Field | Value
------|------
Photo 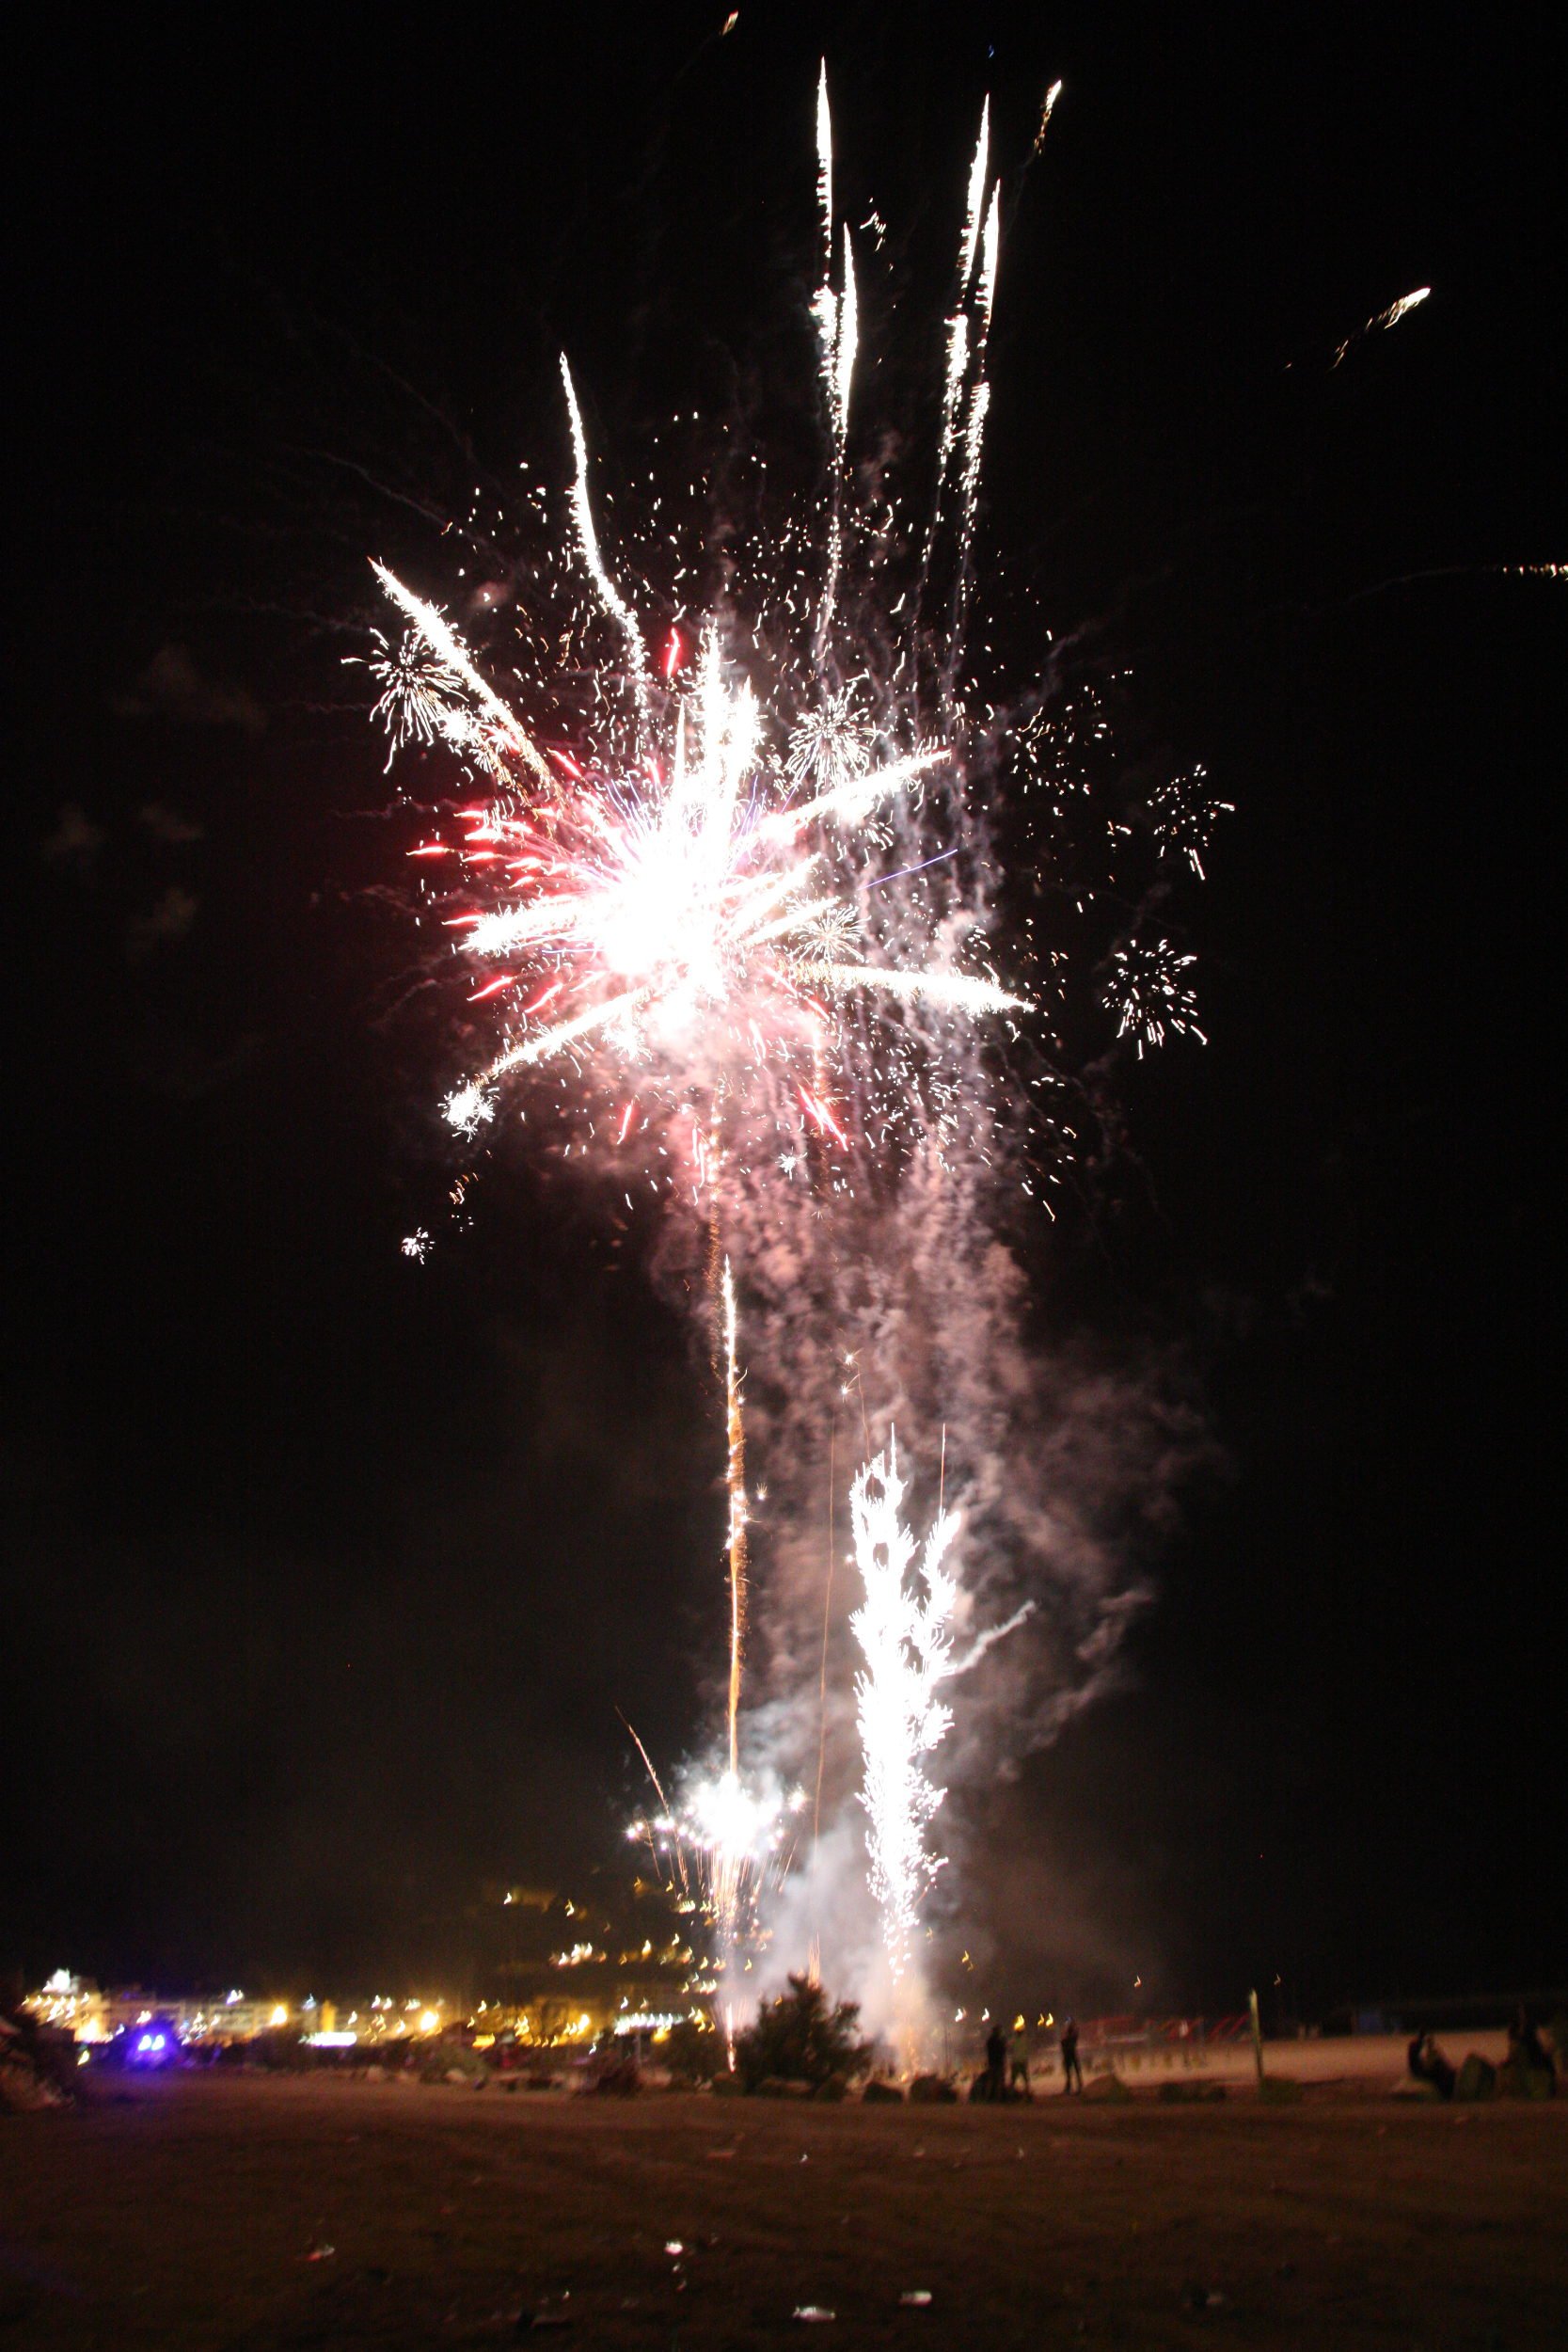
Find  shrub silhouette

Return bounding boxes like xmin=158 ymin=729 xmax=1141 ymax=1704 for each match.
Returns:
xmin=734 ymin=1974 xmax=871 ymax=2092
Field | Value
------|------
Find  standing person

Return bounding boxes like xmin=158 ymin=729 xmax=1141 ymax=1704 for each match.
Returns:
xmin=1508 ymin=2007 xmax=1557 ymax=2092
xmin=1060 ymin=2015 xmax=1083 ymax=2094
xmin=1009 ymin=2018 xmax=1031 ymax=2097
xmin=985 ymin=2020 xmax=1007 ymax=2100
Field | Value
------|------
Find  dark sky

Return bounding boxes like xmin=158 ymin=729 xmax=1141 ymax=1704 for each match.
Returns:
xmin=6 ymin=5 xmax=1562 ymax=2019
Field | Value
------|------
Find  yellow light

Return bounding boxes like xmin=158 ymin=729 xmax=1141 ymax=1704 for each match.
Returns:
xmin=270 ymin=2005 xmax=289 ymax=2027
xmin=420 ymin=2010 xmax=439 ymax=2034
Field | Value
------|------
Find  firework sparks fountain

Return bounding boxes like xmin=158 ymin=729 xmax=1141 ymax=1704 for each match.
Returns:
xmin=848 ymin=1435 xmax=1031 ymax=2057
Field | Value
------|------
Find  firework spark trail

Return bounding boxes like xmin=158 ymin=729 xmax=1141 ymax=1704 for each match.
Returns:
xmin=1032 ymin=78 xmax=1064 ymax=153
xmin=369 ymin=561 xmax=556 ymax=789
xmin=926 ymin=102 xmax=994 ymax=586
xmin=1331 ymin=283 xmax=1431 ymax=366
xmin=722 ymin=1259 xmax=749 ymax=1778
xmin=561 ymin=356 xmax=652 ymax=715
xmin=814 ymin=70 xmax=859 ymax=660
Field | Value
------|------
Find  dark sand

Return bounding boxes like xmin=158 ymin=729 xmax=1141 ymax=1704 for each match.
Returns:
xmin=2 ymin=2074 xmax=1563 ymax=2347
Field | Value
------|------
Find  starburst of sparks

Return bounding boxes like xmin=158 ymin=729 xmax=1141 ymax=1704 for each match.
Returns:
xmin=629 ymin=1767 xmax=805 ymax=2055
xmin=373 ymin=581 xmax=1022 ymax=1152
xmin=362 ymin=71 xmax=1034 ymax=1184
xmin=1102 ymin=938 xmax=1207 ymax=1055
xmin=1148 ymin=764 xmax=1235 ymax=880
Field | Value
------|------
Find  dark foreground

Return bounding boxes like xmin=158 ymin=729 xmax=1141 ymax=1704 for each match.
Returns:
xmin=2 ymin=2076 xmax=1563 ymax=2348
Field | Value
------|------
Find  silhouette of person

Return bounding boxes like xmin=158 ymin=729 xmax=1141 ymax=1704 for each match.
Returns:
xmin=1060 ymin=2016 xmax=1083 ymax=2093
xmin=1509 ymin=2007 xmax=1556 ymax=2092
xmin=985 ymin=2021 xmax=1006 ymax=2099
xmin=1407 ymin=2029 xmax=1455 ymax=2100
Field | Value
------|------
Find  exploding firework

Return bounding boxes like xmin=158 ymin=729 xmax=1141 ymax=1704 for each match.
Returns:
xmin=1148 ymin=765 xmax=1235 ymax=882
xmin=372 ymin=578 xmax=1021 ymax=1169
xmin=363 ymin=74 xmax=1039 ymax=1207
xmin=1102 ymin=937 xmax=1207 ymax=1057
xmin=629 ymin=1765 xmax=806 ymax=2057
xmin=361 ymin=65 xmax=1223 ymax=2042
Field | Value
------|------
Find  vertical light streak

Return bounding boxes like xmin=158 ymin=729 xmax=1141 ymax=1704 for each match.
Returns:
xmin=958 ymin=98 xmax=991 ymax=293
xmin=560 ymin=355 xmax=651 ymax=711
xmin=1033 ymin=78 xmax=1063 ymax=153
xmin=722 ymin=1257 xmax=748 ymax=1778
xmin=927 ymin=100 xmax=996 ymax=588
xmin=816 ymin=60 xmax=834 ymax=285
xmin=813 ymin=1410 xmax=837 ymax=1852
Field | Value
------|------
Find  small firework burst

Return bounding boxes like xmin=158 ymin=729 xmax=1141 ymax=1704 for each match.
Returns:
xmin=1102 ymin=937 xmax=1207 ymax=1056
xmin=1148 ymin=764 xmax=1233 ymax=880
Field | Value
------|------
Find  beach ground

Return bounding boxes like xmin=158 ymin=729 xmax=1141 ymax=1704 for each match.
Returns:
xmin=2 ymin=2070 xmax=1563 ymax=2348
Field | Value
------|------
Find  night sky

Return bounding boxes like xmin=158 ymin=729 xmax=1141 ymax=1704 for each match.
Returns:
xmin=6 ymin=5 xmax=1562 ymax=2020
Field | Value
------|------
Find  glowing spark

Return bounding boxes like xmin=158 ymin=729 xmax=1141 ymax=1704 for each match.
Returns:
xmin=816 ymin=61 xmax=833 ymax=286
xmin=797 ymin=1084 xmax=848 ymax=1148
xmin=1148 ymin=765 xmax=1233 ymax=880
xmin=817 ymin=961 xmax=1027 ymax=1017
xmin=443 ymin=1082 xmax=495 ymax=1136
xmin=1033 ymin=79 xmax=1064 ymax=152
xmin=1373 ymin=285 xmax=1431 ymax=332
xmin=560 ymin=356 xmax=651 ymax=706
xmin=958 ymin=98 xmax=991 ymax=293
xmin=398 ymin=627 xmax=998 ymax=1133
xmin=1332 ymin=284 xmax=1431 ymax=366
